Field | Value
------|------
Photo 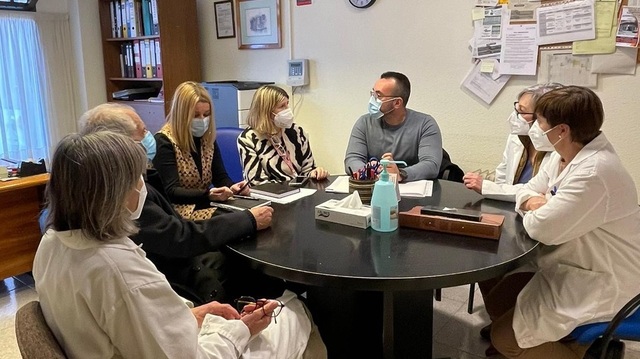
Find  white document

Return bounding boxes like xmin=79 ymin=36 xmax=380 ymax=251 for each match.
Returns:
xmin=538 ymin=49 xmax=598 ymax=87
xmin=509 ymin=0 xmax=541 ymax=22
xmin=536 ymin=0 xmax=596 ymax=45
xmin=251 ymin=188 xmax=317 ymax=204
xmin=461 ymin=60 xmax=511 ymax=105
xmin=500 ymin=24 xmax=539 ymax=75
xmin=399 ymin=180 xmax=433 ymax=198
xmin=475 ymin=0 xmax=499 ymax=6
xmin=475 ymin=6 xmax=506 ymax=40
xmin=325 ymin=176 xmax=350 ymax=194
xmin=591 ymin=47 xmax=638 ymax=74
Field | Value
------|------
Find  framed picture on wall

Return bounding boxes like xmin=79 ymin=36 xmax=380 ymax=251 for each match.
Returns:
xmin=214 ymin=0 xmax=236 ymax=39
xmin=235 ymin=0 xmax=282 ymax=49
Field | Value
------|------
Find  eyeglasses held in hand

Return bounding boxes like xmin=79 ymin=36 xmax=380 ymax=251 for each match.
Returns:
xmin=234 ymin=296 xmax=285 ymax=324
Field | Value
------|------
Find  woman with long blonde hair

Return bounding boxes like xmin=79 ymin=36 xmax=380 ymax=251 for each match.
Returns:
xmin=153 ymin=81 xmax=249 ymax=220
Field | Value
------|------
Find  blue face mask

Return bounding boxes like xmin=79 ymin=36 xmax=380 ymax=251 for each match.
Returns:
xmin=191 ymin=116 xmax=210 ymax=137
xmin=368 ymin=95 xmax=383 ymax=120
xmin=141 ymin=131 xmax=156 ymax=161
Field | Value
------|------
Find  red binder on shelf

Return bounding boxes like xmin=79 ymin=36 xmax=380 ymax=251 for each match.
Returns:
xmin=133 ymin=40 xmax=142 ymax=78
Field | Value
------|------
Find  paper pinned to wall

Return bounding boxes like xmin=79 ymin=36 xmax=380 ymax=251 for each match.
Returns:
xmin=536 ymin=0 xmax=596 ymax=45
xmin=537 ymin=49 xmax=598 ymax=87
xmin=591 ymin=47 xmax=638 ymax=74
xmin=508 ymin=0 xmax=541 ymax=22
xmin=461 ymin=60 xmax=511 ymax=105
xmin=500 ymin=24 xmax=539 ymax=75
xmin=572 ymin=0 xmax=619 ymax=55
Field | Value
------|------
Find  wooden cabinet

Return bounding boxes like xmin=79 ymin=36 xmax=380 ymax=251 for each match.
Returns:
xmin=0 ymin=174 xmax=48 ymax=279
xmin=97 ymin=0 xmax=201 ymax=117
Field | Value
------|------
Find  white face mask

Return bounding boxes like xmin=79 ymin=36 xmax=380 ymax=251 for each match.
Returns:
xmin=128 ymin=178 xmax=147 ymax=220
xmin=508 ymin=110 xmax=533 ymax=135
xmin=528 ymin=121 xmax=562 ymax=152
xmin=273 ymin=108 xmax=294 ymax=128
xmin=191 ymin=116 xmax=210 ymax=137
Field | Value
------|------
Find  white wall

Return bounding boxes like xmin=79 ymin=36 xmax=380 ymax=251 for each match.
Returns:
xmin=197 ymin=0 xmax=640 ymax=195
xmin=37 ymin=0 xmax=68 ymax=13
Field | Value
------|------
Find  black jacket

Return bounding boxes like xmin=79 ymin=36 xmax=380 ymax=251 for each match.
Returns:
xmin=132 ymin=183 xmax=256 ymax=258
xmin=129 ymin=170 xmax=257 ymax=304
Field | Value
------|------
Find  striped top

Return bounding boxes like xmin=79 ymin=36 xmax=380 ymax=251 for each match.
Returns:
xmin=238 ymin=124 xmax=318 ymax=185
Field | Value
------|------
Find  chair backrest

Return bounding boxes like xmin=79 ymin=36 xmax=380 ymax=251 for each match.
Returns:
xmin=15 ymin=301 xmax=67 ymax=359
xmin=216 ymin=127 xmax=244 ymax=183
xmin=438 ymin=149 xmax=464 ymax=183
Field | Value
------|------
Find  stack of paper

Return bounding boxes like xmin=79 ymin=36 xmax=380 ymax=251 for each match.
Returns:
xmin=399 ymin=180 xmax=433 ymax=198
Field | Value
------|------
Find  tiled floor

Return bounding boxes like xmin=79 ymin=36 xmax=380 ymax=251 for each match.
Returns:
xmin=1 ymin=275 xmax=639 ymax=358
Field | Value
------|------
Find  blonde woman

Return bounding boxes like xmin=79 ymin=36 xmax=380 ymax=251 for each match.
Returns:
xmin=238 ymin=85 xmax=328 ymax=185
xmin=153 ymin=81 xmax=249 ymax=220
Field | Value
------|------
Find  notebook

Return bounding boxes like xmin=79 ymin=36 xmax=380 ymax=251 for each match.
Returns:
xmin=210 ymin=197 xmax=271 ymax=211
xmin=250 ymin=182 xmax=301 ymax=199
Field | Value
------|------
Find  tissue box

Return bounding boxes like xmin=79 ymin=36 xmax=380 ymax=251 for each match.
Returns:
xmin=315 ymin=199 xmax=372 ymax=229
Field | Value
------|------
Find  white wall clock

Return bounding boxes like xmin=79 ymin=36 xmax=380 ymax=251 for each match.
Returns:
xmin=349 ymin=0 xmax=376 ymax=9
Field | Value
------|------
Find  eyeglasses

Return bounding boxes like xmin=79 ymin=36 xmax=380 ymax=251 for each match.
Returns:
xmin=370 ymin=89 xmax=400 ymax=101
xmin=234 ymin=296 xmax=285 ymax=323
xmin=513 ymin=101 xmax=536 ymax=118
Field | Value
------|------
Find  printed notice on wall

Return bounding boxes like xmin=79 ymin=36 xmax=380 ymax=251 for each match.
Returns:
xmin=500 ymin=24 xmax=538 ymax=75
xmin=536 ymin=0 xmax=596 ymax=45
xmin=461 ymin=60 xmax=511 ymax=105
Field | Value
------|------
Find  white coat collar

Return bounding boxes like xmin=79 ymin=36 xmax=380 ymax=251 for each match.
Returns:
xmin=552 ymin=132 xmax=608 ymax=186
xmin=45 ymin=229 xmax=140 ymax=251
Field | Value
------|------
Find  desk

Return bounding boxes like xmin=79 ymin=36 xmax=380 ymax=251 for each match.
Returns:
xmin=226 ymin=179 xmax=538 ymax=358
xmin=0 ymin=174 xmax=48 ymax=279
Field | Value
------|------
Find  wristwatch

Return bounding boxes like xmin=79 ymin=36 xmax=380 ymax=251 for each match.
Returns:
xmin=399 ymin=169 xmax=408 ymax=182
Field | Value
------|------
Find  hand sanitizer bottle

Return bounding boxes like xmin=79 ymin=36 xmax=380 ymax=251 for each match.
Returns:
xmin=371 ymin=159 xmax=407 ymax=232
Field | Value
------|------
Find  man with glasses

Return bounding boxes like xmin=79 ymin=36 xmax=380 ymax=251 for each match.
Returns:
xmin=344 ymin=71 xmax=443 ymax=182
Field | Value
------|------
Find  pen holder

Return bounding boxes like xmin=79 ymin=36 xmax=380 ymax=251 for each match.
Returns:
xmin=348 ymin=178 xmax=377 ymax=205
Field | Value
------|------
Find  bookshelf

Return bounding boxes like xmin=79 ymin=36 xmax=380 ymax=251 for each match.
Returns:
xmin=97 ymin=0 xmax=202 ymax=118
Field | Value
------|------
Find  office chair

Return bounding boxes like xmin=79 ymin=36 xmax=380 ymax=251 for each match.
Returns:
xmin=216 ymin=127 xmax=245 ymax=183
xmin=438 ymin=149 xmax=464 ymax=183
xmin=571 ymin=292 xmax=640 ymax=359
xmin=15 ymin=301 xmax=67 ymax=359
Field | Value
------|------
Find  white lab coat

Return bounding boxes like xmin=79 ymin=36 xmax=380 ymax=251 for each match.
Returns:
xmin=33 ymin=229 xmax=311 ymax=359
xmin=513 ymin=133 xmax=640 ymax=348
xmin=482 ymin=134 xmax=553 ymax=202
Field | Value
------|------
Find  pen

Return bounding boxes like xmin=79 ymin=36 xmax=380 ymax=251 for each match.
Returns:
xmin=234 ymin=181 xmax=251 ymax=194
xmin=232 ymin=195 xmax=259 ymax=201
